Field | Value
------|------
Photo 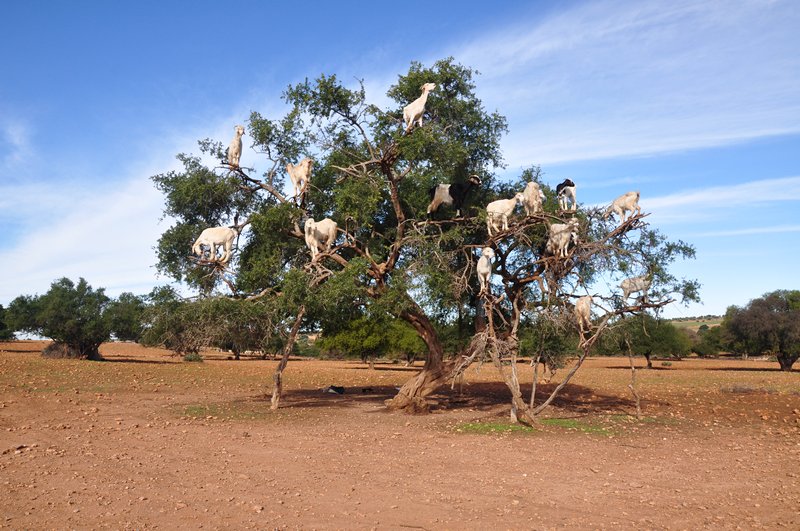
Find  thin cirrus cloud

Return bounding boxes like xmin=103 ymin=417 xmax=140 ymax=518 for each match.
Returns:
xmin=688 ymin=225 xmax=800 ymax=238
xmin=452 ymin=0 xmax=800 ymax=166
xmin=641 ymin=176 xmax=800 ymax=223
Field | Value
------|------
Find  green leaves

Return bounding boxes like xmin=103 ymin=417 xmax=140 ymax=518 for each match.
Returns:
xmin=7 ymin=278 xmax=111 ymax=359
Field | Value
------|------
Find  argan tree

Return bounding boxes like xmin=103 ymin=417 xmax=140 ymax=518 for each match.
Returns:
xmin=151 ymin=58 xmax=699 ymax=415
xmin=724 ymin=290 xmax=800 ymax=371
xmin=7 ymin=277 xmax=111 ymax=360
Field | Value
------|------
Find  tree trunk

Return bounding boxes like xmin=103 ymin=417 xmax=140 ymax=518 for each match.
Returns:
xmin=777 ymin=353 xmax=797 ymax=372
xmin=488 ymin=344 xmax=534 ymax=425
xmin=270 ymin=307 xmax=305 ymax=410
xmin=386 ymin=306 xmax=449 ymax=412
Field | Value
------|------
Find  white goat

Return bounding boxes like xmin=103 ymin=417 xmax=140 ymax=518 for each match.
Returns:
xmin=486 ymin=193 xmax=524 ymax=236
xmin=545 ymin=218 xmax=580 ymax=258
xmin=286 ymin=158 xmax=313 ymax=199
xmin=304 ymin=218 xmax=338 ymax=260
xmin=192 ymin=226 xmax=238 ymax=264
xmin=522 ymin=182 xmax=546 ymax=216
xmin=604 ymin=191 xmax=641 ymax=223
xmin=556 ymin=178 xmax=577 ymax=211
xmin=227 ymin=125 xmax=245 ymax=168
xmin=476 ymin=247 xmax=495 ymax=295
xmin=620 ymin=274 xmax=651 ymax=302
xmin=575 ymin=295 xmax=593 ymax=332
xmin=403 ymin=82 xmax=436 ymax=133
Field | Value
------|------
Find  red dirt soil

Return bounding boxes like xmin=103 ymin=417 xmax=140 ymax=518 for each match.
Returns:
xmin=1 ymin=341 xmax=798 ymax=529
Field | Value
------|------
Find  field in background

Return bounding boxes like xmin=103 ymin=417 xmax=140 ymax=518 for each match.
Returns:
xmin=1 ymin=340 xmax=798 ymax=529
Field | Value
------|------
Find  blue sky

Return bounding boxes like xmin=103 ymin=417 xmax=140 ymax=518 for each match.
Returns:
xmin=1 ymin=0 xmax=798 ymax=318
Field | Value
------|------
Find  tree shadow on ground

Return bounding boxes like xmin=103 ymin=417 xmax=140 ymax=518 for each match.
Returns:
xmin=271 ymin=381 xmax=664 ymax=417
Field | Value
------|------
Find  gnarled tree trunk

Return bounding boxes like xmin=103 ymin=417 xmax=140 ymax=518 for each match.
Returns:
xmin=386 ymin=305 xmax=452 ymax=412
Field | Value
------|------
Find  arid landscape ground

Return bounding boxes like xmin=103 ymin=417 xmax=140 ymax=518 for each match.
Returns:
xmin=1 ymin=340 xmax=798 ymax=529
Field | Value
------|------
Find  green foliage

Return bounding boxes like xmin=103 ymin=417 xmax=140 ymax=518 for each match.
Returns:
xmin=317 ymin=312 xmax=425 ymax=362
xmin=518 ymin=316 xmax=577 ymax=370
xmin=597 ymin=314 xmax=691 ymax=359
xmin=140 ymin=287 xmax=282 ymax=359
xmin=6 ymin=278 xmax=111 ymax=360
xmin=724 ymin=290 xmax=800 ymax=371
xmin=692 ymin=324 xmax=724 ymax=357
xmin=106 ymin=292 xmax=146 ymax=342
xmin=0 ymin=304 xmax=14 ymax=340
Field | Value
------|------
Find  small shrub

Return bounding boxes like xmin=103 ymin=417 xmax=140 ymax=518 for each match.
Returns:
xmin=661 ymin=361 xmax=673 ymax=367
xmin=183 ymin=352 xmax=204 ymax=362
xmin=42 ymin=342 xmax=93 ymax=359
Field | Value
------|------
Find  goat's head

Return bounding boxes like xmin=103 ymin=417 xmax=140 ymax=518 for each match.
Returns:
xmin=234 ymin=125 xmax=244 ymax=137
xmin=420 ymin=82 xmax=436 ymax=93
xmin=481 ymin=247 xmax=495 ymax=259
xmin=467 ymin=174 xmax=482 ymax=186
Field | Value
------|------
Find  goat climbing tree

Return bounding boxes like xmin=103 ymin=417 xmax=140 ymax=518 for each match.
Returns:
xmin=151 ymin=58 xmax=699 ymax=416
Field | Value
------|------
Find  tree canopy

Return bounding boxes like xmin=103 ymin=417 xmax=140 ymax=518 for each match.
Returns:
xmin=724 ymin=290 xmax=800 ymax=371
xmin=6 ymin=277 xmax=111 ymax=360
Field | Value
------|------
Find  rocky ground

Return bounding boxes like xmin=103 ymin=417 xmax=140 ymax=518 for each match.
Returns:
xmin=1 ymin=341 xmax=798 ymax=529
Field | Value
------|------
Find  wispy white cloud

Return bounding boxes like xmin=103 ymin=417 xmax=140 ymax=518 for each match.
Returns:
xmin=1 ymin=120 xmax=32 ymax=170
xmin=451 ymin=0 xmax=800 ymax=166
xmin=645 ymin=176 xmax=800 ymax=208
xmin=688 ymin=224 xmax=800 ymax=238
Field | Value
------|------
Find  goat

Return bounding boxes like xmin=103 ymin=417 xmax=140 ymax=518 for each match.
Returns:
xmin=620 ymin=275 xmax=651 ymax=302
xmin=476 ymin=247 xmax=495 ymax=295
xmin=486 ymin=193 xmax=524 ymax=236
xmin=227 ymin=125 xmax=245 ymax=168
xmin=545 ymin=218 xmax=579 ymax=258
xmin=304 ymin=217 xmax=338 ymax=260
xmin=192 ymin=226 xmax=238 ymax=264
xmin=522 ymin=181 xmax=546 ymax=216
xmin=403 ymin=82 xmax=436 ymax=133
xmin=286 ymin=158 xmax=313 ymax=200
xmin=604 ymin=191 xmax=641 ymax=223
xmin=556 ymin=178 xmax=577 ymax=211
xmin=427 ymin=175 xmax=482 ymax=219
xmin=575 ymin=295 xmax=593 ymax=332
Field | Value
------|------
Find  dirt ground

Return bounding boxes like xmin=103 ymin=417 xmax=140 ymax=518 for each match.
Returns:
xmin=1 ymin=341 xmax=798 ymax=530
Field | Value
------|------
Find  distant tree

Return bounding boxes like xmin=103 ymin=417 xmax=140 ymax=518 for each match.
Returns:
xmin=0 ymin=304 xmax=14 ymax=340
xmin=106 ymin=292 xmax=147 ymax=342
xmin=318 ymin=313 xmax=425 ymax=365
xmin=598 ymin=314 xmax=691 ymax=368
xmin=692 ymin=324 xmax=724 ymax=357
xmin=724 ymin=290 xmax=800 ymax=371
xmin=6 ymin=278 xmax=111 ymax=360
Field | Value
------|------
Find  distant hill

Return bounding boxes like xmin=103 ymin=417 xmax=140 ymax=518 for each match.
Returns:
xmin=669 ymin=316 xmax=722 ymax=332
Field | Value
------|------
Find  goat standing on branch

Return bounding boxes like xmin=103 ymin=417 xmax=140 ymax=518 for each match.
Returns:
xmin=227 ymin=125 xmax=245 ymax=168
xmin=286 ymin=158 xmax=313 ymax=202
xmin=304 ymin=217 xmax=338 ymax=261
xmin=545 ymin=218 xmax=580 ymax=259
xmin=575 ymin=295 xmax=593 ymax=332
xmin=620 ymin=274 xmax=651 ymax=303
xmin=522 ymin=181 xmax=546 ymax=216
xmin=604 ymin=191 xmax=641 ymax=223
xmin=486 ymin=193 xmax=524 ymax=236
xmin=556 ymin=178 xmax=577 ymax=211
xmin=476 ymin=247 xmax=495 ymax=296
xmin=192 ymin=226 xmax=238 ymax=264
xmin=427 ymin=175 xmax=482 ymax=219
xmin=403 ymin=82 xmax=436 ymax=133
